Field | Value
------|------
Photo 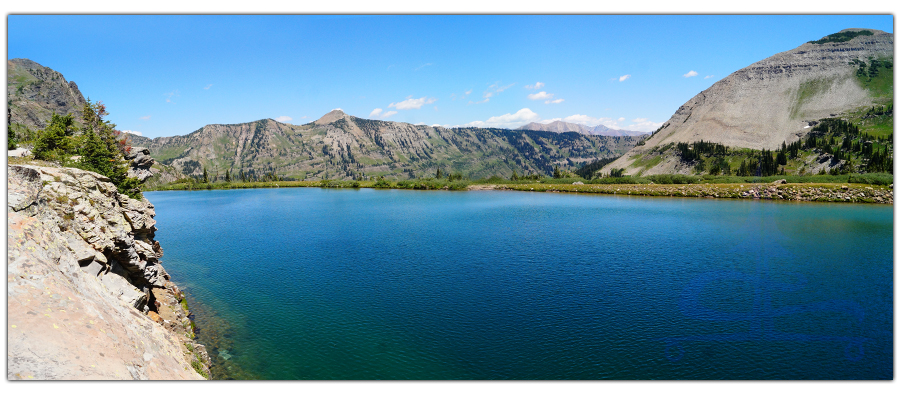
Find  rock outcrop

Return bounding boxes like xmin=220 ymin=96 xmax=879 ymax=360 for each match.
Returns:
xmin=603 ymin=29 xmax=893 ymax=175
xmin=7 ymin=163 xmax=210 ymax=380
xmin=125 ymin=146 xmax=156 ymax=183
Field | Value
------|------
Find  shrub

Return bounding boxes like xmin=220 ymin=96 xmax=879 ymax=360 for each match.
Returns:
xmin=848 ymin=173 xmax=893 ymax=186
xmin=647 ymin=174 xmax=700 ymax=184
xmin=587 ymin=176 xmax=650 ymax=184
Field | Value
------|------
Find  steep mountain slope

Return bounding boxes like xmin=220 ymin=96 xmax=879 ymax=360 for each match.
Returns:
xmin=603 ymin=28 xmax=893 ymax=176
xmin=7 ymin=58 xmax=88 ymax=129
xmin=136 ymin=110 xmax=643 ymax=181
xmin=518 ymin=121 xmax=647 ymax=137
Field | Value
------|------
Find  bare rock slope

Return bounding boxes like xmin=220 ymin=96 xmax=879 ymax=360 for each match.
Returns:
xmin=7 ymin=58 xmax=88 ymax=129
xmin=604 ymin=29 xmax=893 ymax=175
xmin=8 ymin=164 xmax=209 ymax=380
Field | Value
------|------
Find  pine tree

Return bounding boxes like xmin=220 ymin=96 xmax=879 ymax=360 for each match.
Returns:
xmin=33 ymin=113 xmax=76 ymax=161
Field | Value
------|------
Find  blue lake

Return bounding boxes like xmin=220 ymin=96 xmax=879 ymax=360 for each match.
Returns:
xmin=145 ymin=188 xmax=893 ymax=379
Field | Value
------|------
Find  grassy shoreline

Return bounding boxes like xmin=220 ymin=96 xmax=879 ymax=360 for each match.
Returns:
xmin=147 ymin=178 xmax=893 ymax=204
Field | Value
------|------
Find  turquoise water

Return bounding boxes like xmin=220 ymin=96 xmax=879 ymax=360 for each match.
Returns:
xmin=146 ymin=188 xmax=893 ymax=379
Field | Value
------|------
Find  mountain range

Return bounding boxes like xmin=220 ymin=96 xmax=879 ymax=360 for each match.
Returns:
xmin=518 ymin=121 xmax=647 ymax=137
xmin=8 ymin=28 xmax=892 ymax=180
xmin=126 ymin=110 xmax=642 ymax=181
xmin=7 ymin=59 xmax=642 ymax=181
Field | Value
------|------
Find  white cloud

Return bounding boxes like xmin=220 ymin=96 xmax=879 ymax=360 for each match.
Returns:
xmin=204 ymin=84 xmax=213 ymax=90
xmin=524 ymin=82 xmax=545 ymax=90
xmin=461 ymin=108 xmax=541 ymax=129
xmin=274 ymin=116 xmax=292 ymax=123
xmin=527 ymin=91 xmax=554 ymax=100
xmin=539 ymin=118 xmax=562 ymax=124
xmin=479 ymin=82 xmax=515 ymax=103
xmin=139 ymin=115 xmax=151 ymax=120
xmin=628 ymin=118 xmax=665 ymax=132
xmin=465 ymin=89 xmax=472 ymax=95
xmin=333 ymin=108 xmax=343 ymax=111
xmin=544 ymin=99 xmax=564 ymax=104
xmin=121 ymin=130 xmax=142 ymax=136
xmin=683 ymin=70 xmax=698 ymax=78
xmin=618 ymin=117 xmax=625 ymax=122
xmin=619 ymin=74 xmax=631 ymax=82
xmin=704 ymin=75 xmax=715 ymax=79
xmin=415 ymin=63 xmax=433 ymax=71
xmin=164 ymin=90 xmax=179 ymax=104
xmin=389 ymin=97 xmax=437 ymax=110
xmin=369 ymin=108 xmax=397 ymax=119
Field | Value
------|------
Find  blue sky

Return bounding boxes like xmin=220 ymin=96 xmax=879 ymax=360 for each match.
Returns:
xmin=7 ymin=14 xmax=894 ymax=138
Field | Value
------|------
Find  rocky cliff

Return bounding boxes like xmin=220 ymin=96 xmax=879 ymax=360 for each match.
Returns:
xmin=7 ymin=58 xmax=88 ymax=130
xmin=7 ymin=163 xmax=210 ymax=380
xmin=603 ymin=28 xmax=893 ymax=175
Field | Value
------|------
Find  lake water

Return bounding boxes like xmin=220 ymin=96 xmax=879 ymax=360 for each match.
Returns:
xmin=145 ymin=188 xmax=893 ymax=379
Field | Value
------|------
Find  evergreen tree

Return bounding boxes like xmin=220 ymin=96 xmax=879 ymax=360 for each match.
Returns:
xmin=78 ymin=101 xmax=142 ymax=198
xmin=7 ymin=124 xmax=18 ymax=150
xmin=33 ymin=113 xmax=77 ymax=161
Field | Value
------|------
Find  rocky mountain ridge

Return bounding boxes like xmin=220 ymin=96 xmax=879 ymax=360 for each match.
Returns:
xmin=130 ymin=109 xmax=643 ymax=181
xmin=518 ymin=121 xmax=647 ymax=137
xmin=7 ymin=58 xmax=88 ymax=129
xmin=602 ymin=28 xmax=893 ymax=176
xmin=7 ymin=162 xmax=210 ymax=379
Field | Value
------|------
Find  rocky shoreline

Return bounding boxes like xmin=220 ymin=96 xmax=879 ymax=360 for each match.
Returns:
xmin=148 ymin=179 xmax=894 ymax=204
xmin=7 ymin=163 xmax=211 ymax=379
xmin=485 ymin=181 xmax=894 ymax=204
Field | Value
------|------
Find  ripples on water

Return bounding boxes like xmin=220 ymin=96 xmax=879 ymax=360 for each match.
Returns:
xmin=146 ymin=188 xmax=893 ymax=380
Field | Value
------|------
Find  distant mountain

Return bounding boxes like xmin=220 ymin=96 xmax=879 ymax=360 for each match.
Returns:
xmin=7 ymin=59 xmax=643 ymax=180
xmin=518 ymin=121 xmax=647 ymax=137
xmin=135 ymin=110 xmax=644 ymax=181
xmin=7 ymin=58 xmax=87 ymax=129
xmin=603 ymin=28 xmax=894 ymax=176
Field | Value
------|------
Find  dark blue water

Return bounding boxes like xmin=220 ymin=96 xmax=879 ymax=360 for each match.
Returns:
xmin=145 ymin=188 xmax=893 ymax=379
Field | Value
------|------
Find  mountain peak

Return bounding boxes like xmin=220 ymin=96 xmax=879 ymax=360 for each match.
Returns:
xmin=314 ymin=109 xmax=350 ymax=125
